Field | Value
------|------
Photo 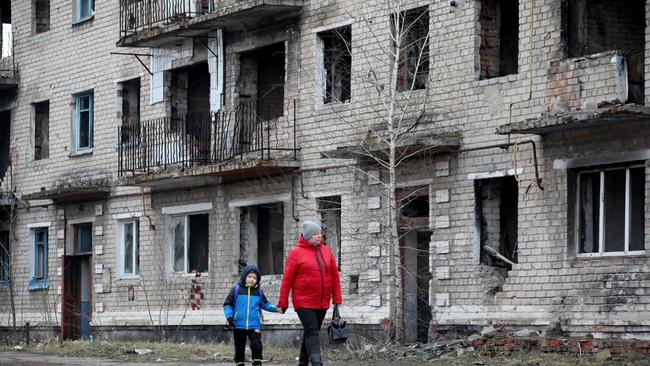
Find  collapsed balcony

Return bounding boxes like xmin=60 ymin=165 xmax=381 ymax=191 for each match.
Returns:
xmin=117 ymin=100 xmax=299 ymax=187
xmin=118 ymin=0 xmax=304 ymax=47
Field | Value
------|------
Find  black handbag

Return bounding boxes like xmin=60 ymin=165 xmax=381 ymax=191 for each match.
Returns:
xmin=327 ymin=305 xmax=348 ymax=344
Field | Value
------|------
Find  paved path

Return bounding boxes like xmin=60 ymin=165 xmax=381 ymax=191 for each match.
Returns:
xmin=0 ymin=352 xmax=423 ymax=366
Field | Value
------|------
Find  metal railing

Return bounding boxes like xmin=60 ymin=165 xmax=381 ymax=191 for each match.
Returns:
xmin=119 ymin=0 xmax=214 ymax=40
xmin=0 ymin=28 xmax=16 ymax=81
xmin=118 ymin=100 xmax=298 ymax=177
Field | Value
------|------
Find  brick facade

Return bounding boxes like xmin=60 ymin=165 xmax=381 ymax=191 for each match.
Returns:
xmin=2 ymin=0 xmax=650 ymax=342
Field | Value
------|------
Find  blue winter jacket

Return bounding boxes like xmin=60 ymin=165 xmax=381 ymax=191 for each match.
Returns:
xmin=223 ymin=265 xmax=278 ymax=330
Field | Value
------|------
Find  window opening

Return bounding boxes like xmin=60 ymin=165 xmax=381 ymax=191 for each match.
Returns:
xmin=318 ymin=26 xmax=352 ymax=104
xmin=34 ymin=101 xmax=49 ymax=160
xmin=1 ymin=231 xmax=9 ymax=282
xmin=0 ymin=111 xmax=10 ymax=180
xmin=76 ymin=0 xmax=94 ymax=22
xmin=564 ymin=0 xmax=645 ymax=103
xmin=476 ymin=176 xmax=518 ymax=268
xmin=34 ymin=0 xmax=50 ymax=33
xmin=479 ymin=0 xmax=519 ymax=79
xmin=34 ymin=228 xmax=48 ymax=279
xmin=239 ymin=42 xmax=286 ymax=121
xmin=121 ymin=221 xmax=139 ymax=276
xmin=349 ymin=275 xmax=359 ymax=295
xmin=1 ymin=1 xmax=11 ymax=58
xmin=120 ymin=78 xmax=140 ymax=145
xmin=74 ymin=223 xmax=92 ymax=255
xmin=74 ymin=93 xmax=93 ymax=152
xmin=393 ymin=6 xmax=429 ymax=91
xmin=173 ymin=213 xmax=209 ymax=273
xmin=318 ymin=196 xmax=342 ymax=270
xmin=397 ymin=185 xmax=430 ymax=230
xmin=239 ymin=203 xmax=285 ymax=275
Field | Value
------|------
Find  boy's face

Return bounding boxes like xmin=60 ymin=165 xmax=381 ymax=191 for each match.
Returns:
xmin=245 ymin=272 xmax=258 ymax=287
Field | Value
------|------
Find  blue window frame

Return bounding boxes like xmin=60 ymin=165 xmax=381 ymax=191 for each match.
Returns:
xmin=74 ymin=93 xmax=93 ymax=153
xmin=76 ymin=0 xmax=94 ymax=22
xmin=28 ymin=228 xmax=49 ymax=291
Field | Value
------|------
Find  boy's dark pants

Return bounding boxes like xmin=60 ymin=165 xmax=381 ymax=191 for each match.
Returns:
xmin=296 ymin=308 xmax=327 ymax=365
xmin=233 ymin=329 xmax=263 ymax=365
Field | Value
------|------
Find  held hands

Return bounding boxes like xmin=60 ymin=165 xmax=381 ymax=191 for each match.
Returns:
xmin=278 ymin=306 xmax=287 ymax=314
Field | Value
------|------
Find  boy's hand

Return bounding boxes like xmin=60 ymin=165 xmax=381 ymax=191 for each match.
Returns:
xmin=227 ymin=317 xmax=234 ymax=327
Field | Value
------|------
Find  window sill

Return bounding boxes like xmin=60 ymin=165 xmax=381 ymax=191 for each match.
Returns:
xmin=27 ymin=278 xmax=49 ymax=291
xmin=476 ymin=74 xmax=518 ymax=87
xmin=315 ymin=100 xmax=352 ymax=112
xmin=174 ymin=272 xmax=209 ymax=278
xmin=118 ymin=274 xmax=140 ymax=281
xmin=72 ymin=15 xmax=95 ymax=27
xmin=575 ymin=251 xmax=646 ymax=259
xmin=69 ymin=150 xmax=93 ymax=158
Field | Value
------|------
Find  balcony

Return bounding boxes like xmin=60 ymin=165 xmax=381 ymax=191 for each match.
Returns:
xmin=118 ymin=0 xmax=304 ymax=47
xmin=118 ymin=100 xmax=299 ymax=188
xmin=0 ymin=27 xmax=16 ymax=91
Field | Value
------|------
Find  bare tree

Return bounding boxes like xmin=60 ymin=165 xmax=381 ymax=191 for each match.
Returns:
xmin=307 ymin=1 xmax=460 ymax=342
xmin=0 ymin=152 xmax=25 ymax=329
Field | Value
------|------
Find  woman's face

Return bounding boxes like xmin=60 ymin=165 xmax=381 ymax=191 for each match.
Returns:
xmin=309 ymin=231 xmax=322 ymax=245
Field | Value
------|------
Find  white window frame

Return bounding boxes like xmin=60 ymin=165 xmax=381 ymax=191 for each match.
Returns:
xmin=74 ymin=92 xmax=93 ymax=154
xmin=575 ymin=164 xmax=645 ymax=257
xmin=117 ymin=220 xmax=140 ymax=278
xmin=170 ymin=213 xmax=209 ymax=275
xmin=313 ymin=19 xmax=354 ymax=109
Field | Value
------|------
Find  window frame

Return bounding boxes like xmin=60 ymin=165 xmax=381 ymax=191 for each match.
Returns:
xmin=574 ymin=163 xmax=646 ymax=257
xmin=392 ymin=6 xmax=430 ymax=91
xmin=74 ymin=92 xmax=94 ymax=154
xmin=117 ymin=220 xmax=140 ymax=278
xmin=28 ymin=227 xmax=49 ymax=291
xmin=33 ymin=100 xmax=50 ymax=160
xmin=75 ymin=0 xmax=94 ymax=23
xmin=315 ymin=25 xmax=352 ymax=106
xmin=171 ymin=213 xmax=209 ymax=274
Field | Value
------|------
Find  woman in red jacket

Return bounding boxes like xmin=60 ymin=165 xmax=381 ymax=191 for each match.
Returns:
xmin=278 ymin=220 xmax=342 ymax=366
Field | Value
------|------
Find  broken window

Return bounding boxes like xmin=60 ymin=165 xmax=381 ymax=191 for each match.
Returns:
xmin=119 ymin=220 xmax=139 ymax=277
xmin=318 ymin=26 xmax=352 ymax=104
xmin=239 ymin=43 xmax=286 ymax=121
xmin=0 ymin=231 xmax=9 ymax=282
xmin=564 ymin=0 xmax=645 ymax=103
xmin=33 ymin=228 xmax=48 ymax=279
xmin=318 ymin=196 xmax=341 ymax=270
xmin=34 ymin=101 xmax=49 ymax=160
xmin=239 ymin=203 xmax=284 ymax=275
xmin=172 ymin=213 xmax=209 ymax=273
xmin=392 ymin=6 xmax=430 ymax=91
xmin=74 ymin=223 xmax=92 ymax=254
xmin=119 ymin=79 xmax=140 ymax=145
xmin=75 ymin=0 xmax=94 ymax=22
xmin=74 ymin=92 xmax=93 ymax=153
xmin=479 ymin=0 xmax=519 ymax=79
xmin=575 ymin=164 xmax=645 ymax=254
xmin=349 ymin=275 xmax=359 ymax=295
xmin=397 ymin=186 xmax=430 ymax=230
xmin=475 ymin=176 xmax=518 ymax=268
xmin=34 ymin=0 xmax=50 ymax=33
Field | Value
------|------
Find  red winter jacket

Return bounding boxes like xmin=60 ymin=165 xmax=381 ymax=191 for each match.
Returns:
xmin=278 ymin=235 xmax=342 ymax=310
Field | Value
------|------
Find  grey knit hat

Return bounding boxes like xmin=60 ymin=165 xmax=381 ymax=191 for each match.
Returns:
xmin=302 ymin=220 xmax=321 ymax=241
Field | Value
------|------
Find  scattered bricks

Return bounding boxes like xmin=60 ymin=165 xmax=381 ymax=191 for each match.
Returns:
xmin=548 ymin=339 xmax=562 ymax=347
xmin=580 ymin=340 xmax=593 ymax=348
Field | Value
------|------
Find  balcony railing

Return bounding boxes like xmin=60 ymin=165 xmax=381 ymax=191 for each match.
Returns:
xmin=0 ymin=28 xmax=16 ymax=85
xmin=119 ymin=0 xmax=213 ymax=39
xmin=118 ymin=100 xmax=297 ymax=177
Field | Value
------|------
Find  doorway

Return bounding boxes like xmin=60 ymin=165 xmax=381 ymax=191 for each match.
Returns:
xmin=401 ymin=230 xmax=432 ymax=343
xmin=62 ymin=255 xmax=92 ymax=339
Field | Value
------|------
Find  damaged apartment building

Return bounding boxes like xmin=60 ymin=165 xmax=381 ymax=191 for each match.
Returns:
xmin=3 ymin=0 xmax=650 ymax=344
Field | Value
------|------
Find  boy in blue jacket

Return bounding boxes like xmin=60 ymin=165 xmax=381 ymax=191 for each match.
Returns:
xmin=224 ymin=265 xmax=279 ymax=366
